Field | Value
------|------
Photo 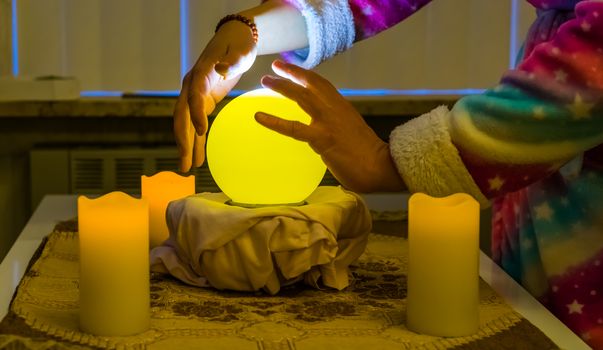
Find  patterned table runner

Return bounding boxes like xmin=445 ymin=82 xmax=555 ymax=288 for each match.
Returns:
xmin=0 ymin=220 xmax=559 ymax=349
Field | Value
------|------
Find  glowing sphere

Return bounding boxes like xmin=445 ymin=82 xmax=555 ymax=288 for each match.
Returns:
xmin=207 ymin=88 xmax=326 ymax=206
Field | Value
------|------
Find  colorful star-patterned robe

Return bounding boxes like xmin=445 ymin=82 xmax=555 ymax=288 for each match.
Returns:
xmin=281 ymin=0 xmax=603 ymax=347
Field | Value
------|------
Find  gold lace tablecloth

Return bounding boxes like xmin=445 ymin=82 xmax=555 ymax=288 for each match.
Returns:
xmin=0 ymin=220 xmax=558 ymax=350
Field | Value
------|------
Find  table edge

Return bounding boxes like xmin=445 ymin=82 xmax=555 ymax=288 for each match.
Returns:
xmin=0 ymin=195 xmax=590 ymax=349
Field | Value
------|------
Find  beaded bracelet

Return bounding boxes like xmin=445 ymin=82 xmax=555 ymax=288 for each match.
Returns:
xmin=215 ymin=14 xmax=258 ymax=43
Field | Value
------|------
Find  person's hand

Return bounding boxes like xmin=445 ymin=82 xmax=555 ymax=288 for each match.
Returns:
xmin=255 ymin=60 xmax=406 ymax=193
xmin=174 ymin=20 xmax=258 ymax=172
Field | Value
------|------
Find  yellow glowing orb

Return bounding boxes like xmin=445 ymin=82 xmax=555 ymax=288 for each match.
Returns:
xmin=207 ymin=88 xmax=326 ymax=205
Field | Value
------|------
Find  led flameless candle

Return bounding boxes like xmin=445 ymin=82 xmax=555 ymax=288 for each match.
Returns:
xmin=407 ymin=193 xmax=480 ymax=337
xmin=142 ymin=171 xmax=195 ymax=248
xmin=78 ymin=192 xmax=150 ymax=336
xmin=207 ymin=88 xmax=326 ymax=206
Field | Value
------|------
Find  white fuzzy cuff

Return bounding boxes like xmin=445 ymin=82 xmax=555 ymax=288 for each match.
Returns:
xmin=389 ymin=106 xmax=490 ymax=208
xmin=282 ymin=0 xmax=355 ymax=68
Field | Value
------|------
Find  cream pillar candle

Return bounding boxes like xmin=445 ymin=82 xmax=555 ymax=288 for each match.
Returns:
xmin=78 ymin=192 xmax=150 ymax=336
xmin=407 ymin=193 xmax=480 ymax=337
xmin=141 ymin=171 xmax=195 ymax=248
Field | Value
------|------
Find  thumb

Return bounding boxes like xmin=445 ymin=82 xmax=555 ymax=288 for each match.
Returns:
xmin=215 ymin=47 xmax=258 ymax=80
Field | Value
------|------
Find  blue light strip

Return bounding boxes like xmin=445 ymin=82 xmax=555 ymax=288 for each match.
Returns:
xmin=11 ymin=0 xmax=19 ymax=76
xmin=80 ymin=91 xmax=123 ymax=97
xmin=338 ymin=88 xmax=484 ymax=96
xmin=131 ymin=90 xmax=180 ymax=97
xmin=179 ymin=0 xmax=189 ymax=80
xmin=509 ymin=0 xmax=519 ymax=69
xmin=81 ymin=90 xmax=181 ymax=97
xmin=81 ymin=88 xmax=484 ymax=98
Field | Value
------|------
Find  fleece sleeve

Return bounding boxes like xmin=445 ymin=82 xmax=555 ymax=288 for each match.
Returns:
xmin=389 ymin=0 xmax=603 ymax=208
xmin=281 ymin=0 xmax=433 ymax=68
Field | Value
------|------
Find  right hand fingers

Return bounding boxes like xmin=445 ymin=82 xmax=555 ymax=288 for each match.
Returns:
xmin=187 ymin=29 xmax=257 ymax=135
xmin=173 ymin=84 xmax=192 ymax=172
xmin=184 ymin=35 xmax=225 ymax=137
xmin=213 ymin=21 xmax=258 ymax=80
xmin=176 ymin=24 xmax=257 ymax=171
xmin=174 ymin=74 xmax=194 ymax=173
xmin=214 ymin=44 xmax=257 ymax=80
xmin=187 ymin=69 xmax=218 ymax=137
xmin=192 ymin=133 xmax=206 ymax=169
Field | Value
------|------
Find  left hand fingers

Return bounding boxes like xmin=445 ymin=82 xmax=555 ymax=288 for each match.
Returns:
xmin=261 ymin=75 xmax=322 ymax=117
xmin=271 ymin=60 xmax=338 ymax=97
xmin=254 ymin=112 xmax=316 ymax=144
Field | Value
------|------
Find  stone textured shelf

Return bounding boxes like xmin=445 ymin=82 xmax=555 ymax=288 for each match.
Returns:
xmin=0 ymin=95 xmax=459 ymax=118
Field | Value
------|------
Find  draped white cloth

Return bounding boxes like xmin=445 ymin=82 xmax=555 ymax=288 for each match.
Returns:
xmin=150 ymin=186 xmax=372 ymax=294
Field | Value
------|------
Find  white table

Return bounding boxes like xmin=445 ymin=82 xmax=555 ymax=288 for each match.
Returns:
xmin=0 ymin=195 xmax=591 ymax=350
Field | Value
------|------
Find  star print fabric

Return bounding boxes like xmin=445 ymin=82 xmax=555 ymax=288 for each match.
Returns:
xmin=432 ymin=1 xmax=603 ymax=346
xmin=453 ymin=0 xmax=603 ymax=198
xmin=454 ymin=6 xmax=603 ymax=346
xmin=281 ymin=0 xmax=603 ymax=346
xmin=492 ymin=164 xmax=603 ymax=347
xmin=347 ymin=0 xmax=432 ymax=41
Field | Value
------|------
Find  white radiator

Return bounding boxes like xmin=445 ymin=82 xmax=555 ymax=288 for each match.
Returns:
xmin=30 ymin=146 xmax=339 ymax=210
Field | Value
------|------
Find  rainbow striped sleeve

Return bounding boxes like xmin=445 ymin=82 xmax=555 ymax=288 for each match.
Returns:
xmin=451 ymin=0 xmax=603 ymax=199
xmin=390 ymin=1 xmax=603 ymax=205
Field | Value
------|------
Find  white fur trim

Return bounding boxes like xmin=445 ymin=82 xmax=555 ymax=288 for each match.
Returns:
xmin=389 ymin=106 xmax=490 ymax=208
xmin=283 ymin=0 xmax=355 ymax=68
